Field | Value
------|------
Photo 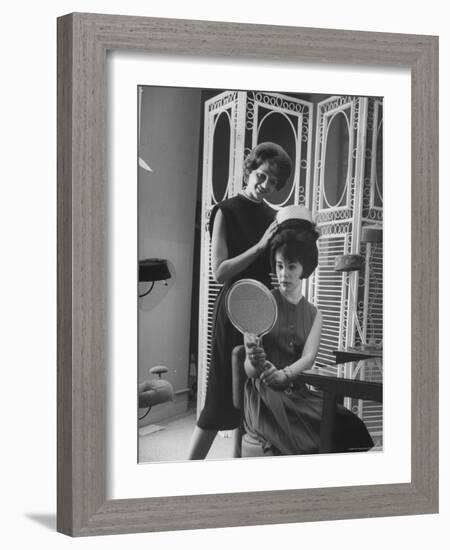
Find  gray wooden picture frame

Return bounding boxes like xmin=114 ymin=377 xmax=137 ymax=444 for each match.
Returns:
xmin=57 ymin=12 xmax=439 ymax=537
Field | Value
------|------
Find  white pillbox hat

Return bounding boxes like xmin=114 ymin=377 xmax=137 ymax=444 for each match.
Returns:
xmin=275 ymin=205 xmax=313 ymax=225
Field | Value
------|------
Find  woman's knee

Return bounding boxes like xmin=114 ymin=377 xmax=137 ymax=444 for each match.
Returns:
xmin=241 ymin=433 xmax=274 ymax=457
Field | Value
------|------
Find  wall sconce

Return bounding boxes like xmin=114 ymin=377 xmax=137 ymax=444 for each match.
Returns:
xmin=139 ymin=258 xmax=171 ymax=298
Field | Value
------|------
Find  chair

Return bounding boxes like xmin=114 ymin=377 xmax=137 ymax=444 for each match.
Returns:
xmin=230 ymin=346 xmax=248 ymax=457
xmin=231 ymin=346 xmax=276 ymax=457
xmin=138 ymin=366 xmax=174 ymax=421
xmin=231 ymin=345 xmax=382 ymax=455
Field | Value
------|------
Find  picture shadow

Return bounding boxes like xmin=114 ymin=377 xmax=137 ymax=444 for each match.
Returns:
xmin=25 ymin=513 xmax=56 ymax=531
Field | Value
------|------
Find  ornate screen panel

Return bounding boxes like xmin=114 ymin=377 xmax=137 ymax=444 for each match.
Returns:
xmin=309 ymin=95 xmax=383 ymax=444
xmin=309 ymin=95 xmax=369 ymax=375
xmin=197 ymin=91 xmax=313 ymax=414
xmin=197 ymin=91 xmax=246 ymax=414
xmin=353 ymin=98 xmax=384 ymax=444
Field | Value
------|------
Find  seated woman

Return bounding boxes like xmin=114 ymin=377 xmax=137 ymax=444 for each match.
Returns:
xmin=243 ymin=210 xmax=374 ymax=456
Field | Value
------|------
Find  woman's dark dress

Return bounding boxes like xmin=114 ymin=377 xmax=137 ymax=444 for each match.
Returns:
xmin=197 ymin=194 xmax=275 ymax=430
xmin=244 ymin=289 xmax=374 ymax=454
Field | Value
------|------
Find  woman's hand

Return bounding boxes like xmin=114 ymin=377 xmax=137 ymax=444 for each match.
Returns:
xmin=260 ymin=362 xmax=289 ymax=390
xmin=257 ymin=220 xmax=279 ymax=251
xmin=244 ymin=333 xmax=266 ymax=373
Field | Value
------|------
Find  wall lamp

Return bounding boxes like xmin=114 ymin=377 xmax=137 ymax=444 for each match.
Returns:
xmin=139 ymin=258 xmax=171 ymax=298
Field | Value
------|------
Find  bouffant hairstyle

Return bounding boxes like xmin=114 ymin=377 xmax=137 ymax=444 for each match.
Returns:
xmin=243 ymin=142 xmax=292 ymax=191
xmin=270 ymin=221 xmax=320 ymax=279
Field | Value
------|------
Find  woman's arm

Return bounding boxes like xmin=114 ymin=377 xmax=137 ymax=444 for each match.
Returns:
xmin=261 ymin=310 xmax=322 ymax=388
xmin=211 ymin=210 xmax=278 ymax=284
xmin=243 ymin=333 xmax=267 ymax=378
xmin=286 ymin=309 xmax=322 ymax=376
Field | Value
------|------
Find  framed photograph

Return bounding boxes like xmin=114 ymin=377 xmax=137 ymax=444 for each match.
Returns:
xmin=57 ymin=13 xmax=438 ymax=536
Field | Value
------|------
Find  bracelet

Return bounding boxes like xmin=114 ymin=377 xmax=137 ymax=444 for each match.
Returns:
xmin=283 ymin=366 xmax=294 ymax=382
xmin=282 ymin=367 xmax=295 ymax=392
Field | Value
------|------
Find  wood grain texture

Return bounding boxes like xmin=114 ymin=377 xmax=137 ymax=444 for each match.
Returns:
xmin=57 ymin=12 xmax=439 ymax=537
xmin=57 ymin=13 xmax=74 ymax=534
xmin=410 ymin=36 xmax=439 ymax=506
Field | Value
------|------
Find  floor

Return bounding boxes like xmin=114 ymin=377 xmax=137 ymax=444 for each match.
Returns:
xmin=138 ymin=408 xmax=234 ymax=463
xmin=138 ymin=406 xmax=383 ymax=463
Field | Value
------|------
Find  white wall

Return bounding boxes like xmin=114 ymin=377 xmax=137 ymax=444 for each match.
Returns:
xmin=138 ymin=86 xmax=201 ymax=421
xmin=1 ymin=1 xmax=447 ymax=550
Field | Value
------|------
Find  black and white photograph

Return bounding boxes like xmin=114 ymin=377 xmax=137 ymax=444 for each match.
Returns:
xmin=137 ymin=86 xmax=384 ymax=463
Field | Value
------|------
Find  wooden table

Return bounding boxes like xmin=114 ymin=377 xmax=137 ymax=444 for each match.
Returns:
xmin=299 ymin=370 xmax=383 ymax=453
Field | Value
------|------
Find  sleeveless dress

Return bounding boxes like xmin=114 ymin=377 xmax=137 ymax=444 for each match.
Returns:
xmin=244 ymin=289 xmax=374 ymax=454
xmin=197 ymin=194 xmax=275 ymax=430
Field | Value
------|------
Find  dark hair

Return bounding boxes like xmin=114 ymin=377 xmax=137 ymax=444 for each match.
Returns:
xmin=243 ymin=142 xmax=292 ymax=191
xmin=270 ymin=222 xmax=320 ymax=279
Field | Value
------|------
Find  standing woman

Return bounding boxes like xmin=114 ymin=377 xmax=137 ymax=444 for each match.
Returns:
xmin=188 ymin=142 xmax=292 ymax=459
